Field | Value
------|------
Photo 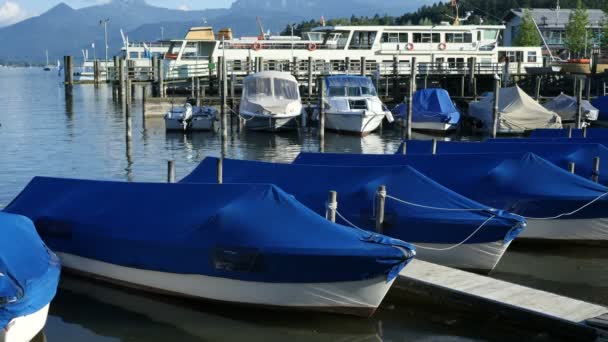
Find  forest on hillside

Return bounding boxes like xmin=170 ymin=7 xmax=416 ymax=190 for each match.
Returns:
xmin=282 ymin=0 xmax=607 ymax=35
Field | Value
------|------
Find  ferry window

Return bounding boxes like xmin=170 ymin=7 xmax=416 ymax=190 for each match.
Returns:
xmin=129 ymin=52 xmax=138 ymax=59
xmin=381 ymin=33 xmax=407 ymax=43
xmin=446 ymin=33 xmax=473 ymax=43
xmin=349 ymin=31 xmax=378 ymax=49
xmin=482 ymin=30 xmax=499 ymax=40
xmin=245 ymin=77 xmax=272 ymax=97
xmin=527 ymin=51 xmax=537 ymax=63
xmin=413 ymin=33 xmax=440 ymax=43
xmin=273 ymin=79 xmax=299 ymax=100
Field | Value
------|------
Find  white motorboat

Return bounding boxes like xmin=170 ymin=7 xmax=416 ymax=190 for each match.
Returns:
xmin=322 ymin=75 xmax=392 ymax=135
xmin=240 ymin=71 xmax=302 ymax=131
xmin=165 ymin=102 xmax=218 ymax=131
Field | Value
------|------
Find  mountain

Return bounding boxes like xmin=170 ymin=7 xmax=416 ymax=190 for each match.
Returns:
xmin=0 ymin=0 xmax=426 ymax=64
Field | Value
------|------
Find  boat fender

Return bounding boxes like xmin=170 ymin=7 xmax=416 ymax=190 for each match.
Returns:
xmin=252 ymin=42 xmax=262 ymax=51
xmin=438 ymin=43 xmax=447 ymax=51
xmin=406 ymin=43 xmax=414 ymax=51
xmin=307 ymin=43 xmax=317 ymax=52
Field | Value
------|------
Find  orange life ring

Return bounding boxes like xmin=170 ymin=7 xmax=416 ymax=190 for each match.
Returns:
xmin=307 ymin=43 xmax=317 ymax=52
xmin=164 ymin=53 xmax=178 ymax=60
xmin=438 ymin=43 xmax=447 ymax=50
xmin=406 ymin=43 xmax=414 ymax=51
xmin=252 ymin=42 xmax=262 ymax=51
xmin=568 ymin=58 xmax=590 ymax=64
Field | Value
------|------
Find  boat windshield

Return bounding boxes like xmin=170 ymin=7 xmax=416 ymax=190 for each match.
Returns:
xmin=328 ymin=86 xmax=377 ymax=97
xmin=245 ymin=77 xmax=299 ymax=100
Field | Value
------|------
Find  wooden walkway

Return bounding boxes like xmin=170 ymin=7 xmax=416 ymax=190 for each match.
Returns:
xmin=396 ymin=259 xmax=608 ymax=340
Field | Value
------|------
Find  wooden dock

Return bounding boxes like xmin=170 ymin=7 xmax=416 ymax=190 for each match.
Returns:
xmin=397 ymin=259 xmax=608 ymax=340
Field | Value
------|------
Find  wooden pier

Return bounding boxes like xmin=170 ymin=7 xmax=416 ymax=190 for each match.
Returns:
xmin=397 ymin=259 xmax=608 ymax=340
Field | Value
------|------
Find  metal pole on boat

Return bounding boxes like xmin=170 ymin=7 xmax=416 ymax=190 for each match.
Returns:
xmin=492 ymin=77 xmax=500 ymax=139
xmin=568 ymin=162 xmax=576 ymax=174
xmin=167 ymin=160 xmax=176 ymax=183
xmin=326 ymin=191 xmax=337 ymax=223
xmin=577 ymin=78 xmax=584 ymax=129
xmin=375 ymin=185 xmax=386 ymax=234
xmin=593 ymin=157 xmax=601 ymax=183
xmin=432 ymin=139 xmax=438 ymax=155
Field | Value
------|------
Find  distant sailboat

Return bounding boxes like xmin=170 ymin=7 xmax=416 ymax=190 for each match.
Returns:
xmin=43 ymin=50 xmax=52 ymax=71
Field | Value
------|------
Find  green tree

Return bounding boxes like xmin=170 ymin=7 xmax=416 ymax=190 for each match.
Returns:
xmin=514 ymin=9 xmax=541 ymax=46
xmin=564 ymin=0 xmax=590 ymax=57
xmin=602 ymin=9 xmax=608 ymax=47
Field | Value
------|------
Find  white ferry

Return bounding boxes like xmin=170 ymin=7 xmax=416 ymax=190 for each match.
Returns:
xmin=161 ymin=24 xmax=543 ymax=79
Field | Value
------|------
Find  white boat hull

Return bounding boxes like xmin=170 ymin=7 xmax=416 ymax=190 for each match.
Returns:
xmin=0 ymin=304 xmax=49 ymax=342
xmin=242 ymin=114 xmax=300 ymax=132
xmin=325 ymin=112 xmax=384 ymax=135
xmin=56 ymin=252 xmax=393 ymax=316
xmin=397 ymin=120 xmax=458 ymax=132
xmin=413 ymin=240 xmax=511 ymax=273
xmin=522 ymin=218 xmax=608 ymax=243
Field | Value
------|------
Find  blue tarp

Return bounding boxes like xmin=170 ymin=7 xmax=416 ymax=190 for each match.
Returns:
xmin=487 ymin=137 xmax=608 ymax=144
xmin=294 ymin=152 xmax=608 ymax=219
xmin=591 ymin=96 xmax=608 ymax=120
xmin=397 ymin=140 xmax=608 ymax=184
xmin=392 ymin=88 xmax=460 ymax=124
xmin=181 ymin=158 xmax=524 ymax=245
xmin=530 ymin=128 xmax=608 ymax=139
xmin=0 ymin=212 xmax=60 ymax=329
xmin=4 ymin=177 xmax=413 ymax=283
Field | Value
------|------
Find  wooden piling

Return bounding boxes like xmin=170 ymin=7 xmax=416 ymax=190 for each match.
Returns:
xmin=583 ymin=126 xmax=588 ymax=138
xmin=245 ymin=56 xmax=252 ymax=75
xmin=569 ymin=162 xmax=576 ymax=174
xmin=142 ymin=86 xmax=147 ymax=128
xmin=158 ymin=58 xmax=165 ymax=98
xmin=492 ymin=78 xmax=500 ymax=139
xmin=360 ymin=57 xmax=366 ymax=76
xmin=568 ymin=127 xmax=573 ymax=139
xmin=221 ymin=56 xmax=228 ymax=145
xmin=392 ymin=56 xmax=399 ymax=100
xmin=460 ymin=75 xmax=465 ymax=98
xmin=326 ymin=191 xmax=337 ymax=223
xmin=535 ymin=76 xmax=542 ymax=101
xmin=167 ymin=160 xmax=176 ymax=183
xmin=307 ymin=57 xmax=314 ymax=98
xmin=593 ymin=157 xmax=601 ymax=183
xmin=468 ymin=57 xmax=476 ymax=97
xmin=402 ymin=141 xmax=407 ymax=155
xmin=432 ymin=139 xmax=438 ymax=155
xmin=319 ymin=76 xmax=326 ymax=151
xmin=217 ymin=157 xmax=223 ymax=184
xmin=151 ymin=55 xmax=159 ymax=82
xmin=375 ymin=185 xmax=386 ymax=234
xmin=119 ymin=58 xmax=126 ymax=97
xmin=292 ymin=57 xmax=298 ymax=78
xmin=406 ymin=57 xmax=416 ymax=140
xmin=345 ymin=57 xmax=350 ymax=74
xmin=577 ymin=78 xmax=584 ymax=129
xmin=93 ymin=60 xmax=100 ymax=85
xmin=63 ymin=56 xmax=73 ymax=86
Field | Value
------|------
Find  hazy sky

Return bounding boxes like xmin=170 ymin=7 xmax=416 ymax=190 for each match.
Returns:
xmin=0 ymin=0 xmax=235 ymax=26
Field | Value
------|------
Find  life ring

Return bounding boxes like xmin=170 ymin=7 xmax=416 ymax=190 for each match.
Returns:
xmin=164 ymin=53 xmax=178 ymax=60
xmin=307 ymin=43 xmax=317 ymax=52
xmin=438 ymin=43 xmax=447 ymax=51
xmin=406 ymin=43 xmax=414 ymax=51
xmin=252 ymin=42 xmax=262 ymax=51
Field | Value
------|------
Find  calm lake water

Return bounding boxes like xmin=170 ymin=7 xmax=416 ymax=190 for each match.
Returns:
xmin=1 ymin=68 xmax=606 ymax=341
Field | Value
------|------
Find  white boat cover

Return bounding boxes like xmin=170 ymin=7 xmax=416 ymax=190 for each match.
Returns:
xmin=240 ymin=71 xmax=301 ymax=116
xmin=468 ymin=86 xmax=562 ymax=132
xmin=542 ymin=93 xmax=599 ymax=122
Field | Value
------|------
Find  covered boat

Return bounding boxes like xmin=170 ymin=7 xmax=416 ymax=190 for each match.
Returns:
xmin=542 ymin=93 xmax=599 ymax=124
xmin=240 ymin=71 xmax=302 ymax=131
xmin=165 ymin=102 xmax=218 ymax=131
xmin=4 ymin=177 xmax=414 ymax=317
xmin=294 ymin=152 xmax=608 ymax=244
xmin=0 ymin=212 xmax=60 ymax=342
xmin=530 ymin=128 xmax=608 ymax=139
xmin=393 ymin=88 xmax=460 ymax=132
xmin=399 ymin=140 xmax=608 ymax=184
xmin=591 ymin=96 xmax=608 ymax=121
xmin=182 ymin=158 xmax=525 ymax=273
xmin=322 ymin=75 xmax=393 ymax=135
xmin=468 ymin=86 xmax=562 ymax=133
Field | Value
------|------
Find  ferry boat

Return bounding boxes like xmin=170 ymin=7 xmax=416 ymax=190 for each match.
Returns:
xmin=161 ymin=24 xmax=543 ymax=79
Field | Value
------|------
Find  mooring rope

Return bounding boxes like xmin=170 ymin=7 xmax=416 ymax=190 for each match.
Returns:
xmin=517 ymin=191 xmax=608 ymax=220
xmin=385 ymin=194 xmax=491 ymax=212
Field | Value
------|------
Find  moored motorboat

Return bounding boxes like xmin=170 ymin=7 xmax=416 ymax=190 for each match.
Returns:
xmin=181 ymin=157 xmax=526 ymax=273
xmin=5 ymin=178 xmax=414 ymax=317
xmin=0 ymin=212 xmax=60 ymax=342
xmin=542 ymin=93 xmax=598 ymax=124
xmin=322 ymin=75 xmax=392 ymax=135
xmin=240 ymin=71 xmax=302 ymax=132
xmin=165 ymin=102 xmax=218 ymax=131
xmin=393 ymin=88 xmax=460 ymax=133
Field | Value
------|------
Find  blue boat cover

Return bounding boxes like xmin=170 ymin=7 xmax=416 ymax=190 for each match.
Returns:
xmin=530 ymin=128 xmax=608 ymax=139
xmin=294 ymin=152 xmax=608 ymax=219
xmin=4 ymin=177 xmax=413 ymax=283
xmin=397 ymin=140 xmax=608 ymax=184
xmin=591 ymin=96 xmax=608 ymax=120
xmin=488 ymin=137 xmax=608 ymax=144
xmin=182 ymin=158 xmax=524 ymax=245
xmin=392 ymin=88 xmax=460 ymax=124
xmin=0 ymin=212 xmax=60 ymax=329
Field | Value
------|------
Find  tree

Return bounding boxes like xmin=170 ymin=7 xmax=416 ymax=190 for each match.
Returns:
xmin=515 ymin=9 xmax=541 ymax=46
xmin=602 ymin=9 xmax=608 ymax=47
xmin=564 ymin=0 xmax=590 ymax=57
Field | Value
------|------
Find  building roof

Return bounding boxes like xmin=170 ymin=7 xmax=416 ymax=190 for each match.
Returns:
xmin=505 ymin=8 xmax=606 ymax=28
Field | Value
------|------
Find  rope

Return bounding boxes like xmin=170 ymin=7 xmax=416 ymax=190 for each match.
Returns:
xmin=326 ymin=201 xmax=338 ymax=211
xmin=411 ymin=215 xmax=496 ymax=251
xmin=385 ymin=194 xmax=491 ymax=212
xmin=519 ymin=192 xmax=608 ymax=220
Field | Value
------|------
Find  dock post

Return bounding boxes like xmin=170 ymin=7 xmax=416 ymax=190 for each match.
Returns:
xmin=319 ymin=76 xmax=326 ymax=153
xmin=217 ymin=157 xmax=223 ymax=184
xmin=307 ymin=57 xmax=314 ymax=98
xmin=406 ymin=57 xmax=416 ymax=140
xmin=392 ymin=56 xmax=399 ymax=100
xmin=221 ymin=56 xmax=228 ymax=148
xmin=142 ymin=85 xmax=147 ymax=129
xmin=375 ymin=185 xmax=386 ymax=234
xmin=460 ymin=75 xmax=465 ymax=98
xmin=535 ymin=76 xmax=542 ymax=101
xmin=401 ymin=142 xmax=407 ymax=155
xmin=568 ymin=127 xmax=573 ymax=139
xmin=326 ymin=191 xmax=337 ymax=223
xmin=360 ymin=57 xmax=366 ymax=76
xmin=432 ymin=139 xmax=438 ymax=155
xmin=196 ymin=78 xmax=201 ymax=106
xmin=292 ymin=57 xmax=298 ymax=78
xmin=63 ymin=56 xmax=73 ymax=86
xmin=569 ymin=162 xmax=576 ymax=174
xmin=259 ymin=57 xmax=264 ymax=72
xmin=245 ymin=56 xmax=252 ymax=75
xmin=576 ymin=78 xmax=584 ymax=129
xmin=158 ymin=59 xmax=165 ymax=98
xmin=492 ymin=78 xmax=500 ymax=139
xmin=167 ymin=160 xmax=176 ymax=183
xmin=151 ymin=55 xmax=158 ymax=82
xmin=191 ymin=77 xmax=195 ymax=99
xmin=119 ymin=58 xmax=126 ymax=98
xmin=93 ymin=60 xmax=100 ymax=85
xmin=583 ymin=126 xmax=588 ymax=138
xmin=593 ymin=157 xmax=601 ymax=183
xmin=126 ymin=78 xmax=132 ymax=104
xmin=468 ymin=57 xmax=476 ymax=97
xmin=230 ymin=72 xmax=236 ymax=131
xmin=217 ymin=56 xmax=223 ymax=95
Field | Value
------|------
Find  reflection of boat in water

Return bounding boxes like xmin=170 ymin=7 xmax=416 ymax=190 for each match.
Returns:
xmin=57 ymin=275 xmax=382 ymax=342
